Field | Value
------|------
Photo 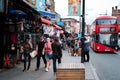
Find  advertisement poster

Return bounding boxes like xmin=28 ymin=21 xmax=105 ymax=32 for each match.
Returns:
xmin=68 ymin=0 xmax=81 ymax=16
xmin=36 ymin=0 xmax=45 ymax=11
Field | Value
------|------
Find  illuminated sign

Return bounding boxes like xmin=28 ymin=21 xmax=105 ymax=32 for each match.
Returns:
xmin=99 ymin=27 xmax=116 ymax=33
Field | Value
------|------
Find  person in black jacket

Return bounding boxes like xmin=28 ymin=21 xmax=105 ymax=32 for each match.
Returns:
xmin=83 ymin=37 xmax=90 ymax=62
xmin=52 ymin=37 xmax=62 ymax=73
xmin=35 ymin=35 xmax=46 ymax=71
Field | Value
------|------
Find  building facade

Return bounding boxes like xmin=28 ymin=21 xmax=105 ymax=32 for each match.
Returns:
xmin=61 ymin=18 xmax=80 ymax=34
xmin=112 ymin=6 xmax=120 ymax=31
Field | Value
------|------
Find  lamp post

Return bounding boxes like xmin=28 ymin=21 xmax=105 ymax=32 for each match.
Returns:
xmin=81 ymin=0 xmax=85 ymax=63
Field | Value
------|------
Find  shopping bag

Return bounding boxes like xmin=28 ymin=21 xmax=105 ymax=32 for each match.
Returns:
xmin=30 ymin=50 xmax=37 ymax=58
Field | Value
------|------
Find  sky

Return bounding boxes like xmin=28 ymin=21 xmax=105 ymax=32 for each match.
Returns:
xmin=54 ymin=0 xmax=120 ymax=24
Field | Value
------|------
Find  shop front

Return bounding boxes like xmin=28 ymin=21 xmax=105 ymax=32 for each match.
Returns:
xmin=0 ymin=0 xmax=40 ymax=69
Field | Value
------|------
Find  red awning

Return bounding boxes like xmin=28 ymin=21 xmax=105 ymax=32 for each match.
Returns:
xmin=54 ymin=24 xmax=62 ymax=30
xmin=41 ymin=18 xmax=52 ymax=25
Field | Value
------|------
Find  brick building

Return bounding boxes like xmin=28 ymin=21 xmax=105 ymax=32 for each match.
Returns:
xmin=112 ymin=6 xmax=120 ymax=31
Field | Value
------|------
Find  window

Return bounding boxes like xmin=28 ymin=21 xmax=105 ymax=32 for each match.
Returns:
xmin=96 ymin=19 xmax=117 ymax=25
xmin=99 ymin=34 xmax=118 ymax=46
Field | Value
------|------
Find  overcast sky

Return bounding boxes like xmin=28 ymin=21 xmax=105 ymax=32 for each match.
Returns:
xmin=54 ymin=0 xmax=120 ymax=24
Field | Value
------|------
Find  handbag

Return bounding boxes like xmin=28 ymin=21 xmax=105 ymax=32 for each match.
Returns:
xmin=21 ymin=54 xmax=24 ymax=60
xmin=30 ymin=50 xmax=37 ymax=58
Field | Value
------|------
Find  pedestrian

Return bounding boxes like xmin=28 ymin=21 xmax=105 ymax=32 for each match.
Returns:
xmin=52 ymin=37 xmax=62 ymax=73
xmin=42 ymin=38 xmax=53 ymax=72
xmin=20 ymin=37 xmax=33 ymax=72
xmin=83 ymin=37 xmax=90 ymax=62
xmin=35 ymin=35 xmax=46 ymax=71
xmin=9 ymin=43 xmax=17 ymax=67
xmin=73 ymin=40 xmax=79 ymax=56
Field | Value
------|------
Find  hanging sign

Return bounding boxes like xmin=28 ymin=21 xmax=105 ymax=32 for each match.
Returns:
xmin=68 ymin=0 xmax=81 ymax=16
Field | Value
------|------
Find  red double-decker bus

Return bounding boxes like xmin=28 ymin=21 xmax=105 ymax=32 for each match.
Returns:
xmin=90 ymin=15 xmax=119 ymax=52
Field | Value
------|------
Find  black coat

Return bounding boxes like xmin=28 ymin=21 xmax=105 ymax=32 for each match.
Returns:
xmin=52 ymin=41 xmax=62 ymax=58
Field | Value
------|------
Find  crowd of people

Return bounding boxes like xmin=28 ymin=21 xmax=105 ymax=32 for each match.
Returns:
xmin=19 ymin=34 xmax=90 ymax=73
xmin=20 ymin=35 xmax=62 ymax=73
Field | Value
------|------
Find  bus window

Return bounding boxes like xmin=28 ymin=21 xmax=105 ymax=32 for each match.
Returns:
xmin=93 ymin=34 xmax=99 ymax=42
xmin=96 ymin=19 xmax=117 ymax=25
xmin=96 ymin=34 xmax=99 ymax=42
xmin=118 ymin=33 xmax=120 ymax=48
xmin=110 ymin=34 xmax=118 ymax=46
xmin=99 ymin=34 xmax=110 ymax=45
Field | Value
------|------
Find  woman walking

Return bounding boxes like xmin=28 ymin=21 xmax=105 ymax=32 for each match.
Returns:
xmin=42 ymin=38 xmax=52 ymax=72
xmin=20 ymin=37 xmax=32 ymax=72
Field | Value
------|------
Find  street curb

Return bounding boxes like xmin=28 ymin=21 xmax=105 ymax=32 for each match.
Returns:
xmin=90 ymin=61 xmax=100 ymax=80
xmin=115 ymin=51 xmax=120 ymax=55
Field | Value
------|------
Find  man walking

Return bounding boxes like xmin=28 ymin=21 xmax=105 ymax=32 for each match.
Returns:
xmin=83 ymin=37 xmax=90 ymax=62
xmin=35 ymin=35 xmax=46 ymax=71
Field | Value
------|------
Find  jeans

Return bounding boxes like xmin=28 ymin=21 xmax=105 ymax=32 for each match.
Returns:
xmin=61 ymin=43 xmax=65 ymax=50
xmin=36 ymin=53 xmax=46 ymax=68
xmin=84 ymin=51 xmax=89 ymax=62
xmin=23 ymin=53 xmax=31 ymax=70
xmin=52 ymin=54 xmax=61 ymax=72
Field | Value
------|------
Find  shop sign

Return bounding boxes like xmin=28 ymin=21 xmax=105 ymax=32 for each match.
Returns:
xmin=0 ymin=0 xmax=4 ymax=13
xmin=36 ymin=0 xmax=45 ymax=11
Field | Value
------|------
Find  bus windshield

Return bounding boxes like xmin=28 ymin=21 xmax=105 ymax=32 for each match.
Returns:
xmin=98 ymin=34 xmax=118 ymax=46
xmin=96 ymin=19 xmax=117 ymax=24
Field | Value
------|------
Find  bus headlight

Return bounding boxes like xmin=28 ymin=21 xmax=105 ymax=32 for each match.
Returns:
xmin=97 ymin=46 xmax=100 ymax=49
xmin=115 ymin=46 xmax=118 ymax=50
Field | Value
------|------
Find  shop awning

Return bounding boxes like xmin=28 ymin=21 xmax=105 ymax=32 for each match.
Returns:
xmin=39 ymin=11 xmax=56 ymax=18
xmin=57 ymin=21 xmax=64 ymax=26
xmin=9 ymin=10 xmax=27 ymax=17
xmin=54 ymin=24 xmax=62 ymax=30
xmin=41 ymin=18 xmax=52 ymax=25
xmin=10 ymin=0 xmax=39 ymax=15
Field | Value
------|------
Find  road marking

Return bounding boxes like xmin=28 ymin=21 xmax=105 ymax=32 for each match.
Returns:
xmin=90 ymin=62 xmax=100 ymax=80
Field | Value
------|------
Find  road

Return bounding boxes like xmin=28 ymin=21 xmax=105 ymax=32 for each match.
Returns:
xmin=90 ymin=48 xmax=120 ymax=80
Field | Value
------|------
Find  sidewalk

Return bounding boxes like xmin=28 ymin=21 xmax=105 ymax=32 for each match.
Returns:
xmin=0 ymin=50 xmax=99 ymax=80
xmin=61 ymin=50 xmax=99 ymax=80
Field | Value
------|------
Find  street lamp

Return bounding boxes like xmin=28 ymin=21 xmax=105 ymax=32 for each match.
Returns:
xmin=81 ymin=0 xmax=85 ymax=63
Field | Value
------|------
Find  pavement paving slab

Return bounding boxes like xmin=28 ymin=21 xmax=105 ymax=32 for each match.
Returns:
xmin=0 ymin=49 xmax=99 ymax=80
